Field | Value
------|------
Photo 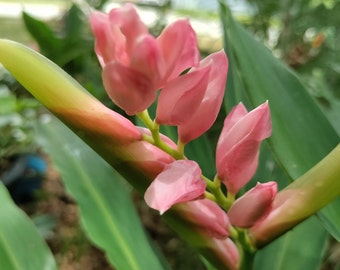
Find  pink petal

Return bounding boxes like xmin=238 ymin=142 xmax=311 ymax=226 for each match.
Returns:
xmin=216 ymin=101 xmax=272 ymax=194
xmin=156 ymin=66 xmax=210 ymax=125
xmin=90 ymin=11 xmax=128 ymax=66
xmin=178 ymin=50 xmax=228 ymax=143
xmin=144 ymin=160 xmax=206 ymax=214
xmin=220 ymin=103 xmax=248 ymax=134
xmin=130 ymin=34 xmax=163 ymax=87
xmin=157 ymin=19 xmax=200 ymax=83
xmin=228 ymin=182 xmax=277 ymax=228
xmin=102 ymin=62 xmax=156 ymax=115
xmin=217 ymin=102 xmax=271 ymax=159
xmin=109 ymin=3 xmax=148 ymax=57
xmin=180 ymin=199 xmax=230 ymax=239
xmin=221 ymin=141 xmax=261 ymax=194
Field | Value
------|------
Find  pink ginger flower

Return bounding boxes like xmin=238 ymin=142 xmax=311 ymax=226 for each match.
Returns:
xmin=216 ymin=101 xmax=272 ymax=194
xmin=156 ymin=50 xmax=228 ymax=143
xmin=228 ymin=182 xmax=277 ymax=228
xmin=144 ymin=160 xmax=206 ymax=214
xmin=90 ymin=4 xmax=199 ymax=115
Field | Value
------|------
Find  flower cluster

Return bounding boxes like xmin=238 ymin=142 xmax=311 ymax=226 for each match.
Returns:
xmin=91 ymin=4 xmax=276 ymax=268
xmin=90 ymin=3 xmax=227 ymax=143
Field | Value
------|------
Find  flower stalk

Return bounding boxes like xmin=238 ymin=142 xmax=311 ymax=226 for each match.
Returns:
xmin=137 ymin=110 xmax=185 ymax=160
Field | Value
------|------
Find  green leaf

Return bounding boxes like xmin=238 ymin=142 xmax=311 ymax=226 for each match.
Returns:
xmin=22 ymin=12 xmax=61 ymax=60
xmin=63 ymin=4 xmax=85 ymax=44
xmin=254 ymin=217 xmax=328 ymax=270
xmin=219 ymin=1 xmax=340 ymax=241
xmin=0 ymin=183 xmax=57 ymax=270
xmin=22 ymin=7 xmax=90 ymax=68
xmin=185 ymin=135 xmax=215 ymax=179
xmin=318 ymin=204 xmax=340 ymax=242
xmin=35 ymin=116 xmax=169 ymax=270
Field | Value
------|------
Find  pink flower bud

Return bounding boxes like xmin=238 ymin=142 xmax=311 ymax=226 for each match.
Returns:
xmin=211 ymin=238 xmax=239 ymax=270
xmin=216 ymin=102 xmax=272 ymax=194
xmin=228 ymin=182 xmax=277 ymax=228
xmin=179 ymin=199 xmax=231 ymax=239
xmin=156 ymin=50 xmax=228 ymax=138
xmin=144 ymin=160 xmax=206 ymax=214
xmin=178 ymin=50 xmax=228 ymax=143
xmin=157 ymin=19 xmax=200 ymax=82
xmin=156 ymin=67 xmax=211 ymax=125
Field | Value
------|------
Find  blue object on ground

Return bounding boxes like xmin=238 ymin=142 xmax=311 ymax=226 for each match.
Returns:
xmin=0 ymin=153 xmax=47 ymax=203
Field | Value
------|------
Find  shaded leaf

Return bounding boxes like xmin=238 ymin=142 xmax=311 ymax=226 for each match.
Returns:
xmin=254 ymin=216 xmax=328 ymax=270
xmin=22 ymin=12 xmax=61 ymax=59
xmin=0 ymin=183 xmax=57 ymax=270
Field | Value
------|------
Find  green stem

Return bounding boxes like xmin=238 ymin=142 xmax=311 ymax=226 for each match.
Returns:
xmin=177 ymin=140 xmax=186 ymax=156
xmin=229 ymin=226 xmax=239 ymax=239
xmin=203 ymin=175 xmax=233 ymax=211
xmin=141 ymin=133 xmax=154 ymax=144
xmin=137 ymin=110 xmax=161 ymax=143
xmin=202 ymin=175 xmax=215 ymax=190
xmin=152 ymin=122 xmax=161 ymax=145
xmin=136 ymin=110 xmax=153 ymax=127
xmin=159 ymin=139 xmax=185 ymax=160
xmin=239 ymin=247 xmax=256 ymax=270
xmin=137 ymin=110 xmax=185 ymax=160
xmin=204 ymin=191 xmax=217 ymax=202
xmin=226 ymin=191 xmax=235 ymax=205
xmin=229 ymin=227 xmax=256 ymax=270
xmin=236 ymin=229 xmax=256 ymax=270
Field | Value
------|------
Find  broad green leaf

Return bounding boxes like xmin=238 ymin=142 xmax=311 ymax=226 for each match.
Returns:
xmin=0 ymin=183 xmax=57 ymax=270
xmin=35 ymin=116 xmax=169 ymax=270
xmin=254 ymin=217 xmax=328 ymax=270
xmin=246 ymin=143 xmax=290 ymax=191
xmin=219 ymin=1 xmax=340 ymax=241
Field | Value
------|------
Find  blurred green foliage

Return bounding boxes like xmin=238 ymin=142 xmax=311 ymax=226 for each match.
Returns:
xmin=243 ymin=0 xmax=340 ymax=132
xmin=0 ymin=70 xmax=40 ymax=160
